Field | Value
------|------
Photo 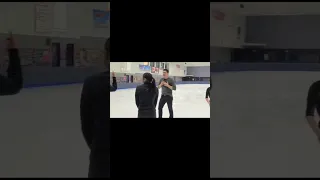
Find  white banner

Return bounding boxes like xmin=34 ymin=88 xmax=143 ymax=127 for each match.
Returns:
xmin=34 ymin=3 xmax=53 ymax=33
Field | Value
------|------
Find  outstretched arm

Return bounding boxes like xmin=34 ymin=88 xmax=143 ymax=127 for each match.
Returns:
xmin=205 ymin=88 xmax=210 ymax=104
xmin=110 ymin=71 xmax=117 ymax=92
xmin=205 ymin=87 xmax=210 ymax=99
xmin=0 ymin=35 xmax=23 ymax=96
xmin=110 ymin=77 xmax=117 ymax=92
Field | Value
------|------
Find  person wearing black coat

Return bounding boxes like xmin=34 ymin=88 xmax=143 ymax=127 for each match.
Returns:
xmin=80 ymin=37 xmax=114 ymax=178
xmin=135 ymin=73 xmax=159 ymax=118
xmin=0 ymin=34 xmax=23 ymax=95
xmin=205 ymin=77 xmax=211 ymax=105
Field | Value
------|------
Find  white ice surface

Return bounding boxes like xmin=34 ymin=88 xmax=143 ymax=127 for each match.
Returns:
xmin=0 ymin=84 xmax=88 ymax=177
xmin=110 ymin=84 xmax=210 ymax=118
xmin=211 ymin=71 xmax=320 ymax=178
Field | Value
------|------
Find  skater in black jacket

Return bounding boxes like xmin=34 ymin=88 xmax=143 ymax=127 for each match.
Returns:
xmin=205 ymin=77 xmax=211 ymax=105
xmin=80 ymin=37 xmax=112 ymax=178
xmin=135 ymin=73 xmax=159 ymax=118
xmin=0 ymin=33 xmax=23 ymax=95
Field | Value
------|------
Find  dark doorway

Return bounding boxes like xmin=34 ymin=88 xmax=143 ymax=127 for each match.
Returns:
xmin=52 ymin=43 xmax=61 ymax=67
xmin=126 ymin=75 xmax=130 ymax=83
xmin=130 ymin=75 xmax=133 ymax=83
xmin=66 ymin=44 xmax=74 ymax=66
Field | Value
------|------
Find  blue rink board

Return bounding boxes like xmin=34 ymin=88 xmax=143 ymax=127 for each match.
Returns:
xmin=211 ymin=63 xmax=320 ymax=72
xmin=24 ymin=81 xmax=209 ymax=89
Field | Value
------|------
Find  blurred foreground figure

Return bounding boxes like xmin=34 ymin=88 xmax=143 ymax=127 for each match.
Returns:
xmin=80 ymin=37 xmax=112 ymax=178
xmin=305 ymin=80 xmax=320 ymax=142
xmin=0 ymin=33 xmax=23 ymax=95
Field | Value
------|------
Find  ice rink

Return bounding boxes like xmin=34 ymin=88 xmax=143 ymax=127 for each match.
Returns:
xmin=0 ymin=84 xmax=89 ymax=177
xmin=110 ymin=84 xmax=210 ymax=118
xmin=211 ymin=71 xmax=320 ymax=177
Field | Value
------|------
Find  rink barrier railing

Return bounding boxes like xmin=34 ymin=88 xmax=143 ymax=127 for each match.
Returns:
xmin=211 ymin=63 xmax=320 ymax=72
xmin=23 ymin=81 xmax=209 ymax=89
xmin=115 ymin=81 xmax=209 ymax=90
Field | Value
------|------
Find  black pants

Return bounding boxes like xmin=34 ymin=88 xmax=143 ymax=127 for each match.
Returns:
xmin=88 ymin=150 xmax=110 ymax=178
xmin=158 ymin=95 xmax=173 ymax=118
xmin=138 ymin=109 xmax=156 ymax=118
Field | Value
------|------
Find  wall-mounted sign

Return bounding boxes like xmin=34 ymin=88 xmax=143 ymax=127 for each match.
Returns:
xmin=211 ymin=9 xmax=225 ymax=21
xmin=93 ymin=9 xmax=110 ymax=28
xmin=34 ymin=3 xmax=53 ymax=33
xmin=139 ymin=64 xmax=151 ymax=71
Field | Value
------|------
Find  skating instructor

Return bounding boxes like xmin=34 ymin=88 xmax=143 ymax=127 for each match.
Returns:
xmin=158 ymin=69 xmax=176 ymax=118
xmin=80 ymin=37 xmax=113 ymax=178
xmin=0 ymin=32 xmax=23 ymax=95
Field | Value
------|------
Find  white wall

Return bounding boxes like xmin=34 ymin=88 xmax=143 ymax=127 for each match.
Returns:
xmin=0 ymin=2 xmax=109 ymax=38
xmin=184 ymin=62 xmax=210 ymax=67
xmin=110 ymin=62 xmax=121 ymax=72
xmin=110 ymin=62 xmax=143 ymax=73
xmin=111 ymin=62 xmax=189 ymax=76
xmin=129 ymin=62 xmax=143 ymax=74
xmin=168 ymin=62 xmax=186 ymax=77
xmin=210 ymin=3 xmax=246 ymax=48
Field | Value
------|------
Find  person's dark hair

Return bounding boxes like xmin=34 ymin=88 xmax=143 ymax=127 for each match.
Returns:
xmin=163 ymin=69 xmax=169 ymax=73
xmin=143 ymin=73 xmax=156 ymax=92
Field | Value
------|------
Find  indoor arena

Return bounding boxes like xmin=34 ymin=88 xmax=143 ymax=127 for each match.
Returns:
xmin=0 ymin=2 xmax=109 ymax=177
xmin=110 ymin=62 xmax=211 ymax=118
xmin=211 ymin=2 xmax=320 ymax=178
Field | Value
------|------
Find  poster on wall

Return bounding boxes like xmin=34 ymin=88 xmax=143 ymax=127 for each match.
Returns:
xmin=151 ymin=67 xmax=156 ymax=73
xmin=155 ymin=67 xmax=159 ymax=74
xmin=93 ymin=9 xmax=110 ymax=28
xmin=211 ymin=9 xmax=225 ymax=21
xmin=34 ymin=3 xmax=54 ymax=33
xmin=139 ymin=64 xmax=151 ymax=71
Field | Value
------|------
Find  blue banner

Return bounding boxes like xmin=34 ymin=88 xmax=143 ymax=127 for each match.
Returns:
xmin=139 ymin=65 xmax=151 ymax=71
xmin=93 ymin=9 xmax=110 ymax=28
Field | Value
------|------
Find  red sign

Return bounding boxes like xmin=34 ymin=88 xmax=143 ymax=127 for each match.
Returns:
xmin=212 ymin=9 xmax=225 ymax=21
xmin=151 ymin=67 xmax=155 ymax=73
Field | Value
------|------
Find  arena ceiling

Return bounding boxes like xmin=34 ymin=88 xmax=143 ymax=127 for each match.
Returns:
xmin=210 ymin=2 xmax=320 ymax=16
